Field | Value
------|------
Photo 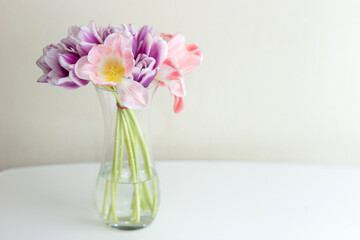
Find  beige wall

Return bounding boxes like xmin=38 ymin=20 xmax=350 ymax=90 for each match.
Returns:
xmin=1 ymin=0 xmax=360 ymax=170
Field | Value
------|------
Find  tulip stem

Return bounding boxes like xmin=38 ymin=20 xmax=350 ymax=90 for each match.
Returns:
xmin=125 ymin=109 xmax=157 ymax=215
xmin=103 ymin=90 xmax=157 ymax=224
xmin=121 ymin=111 xmax=141 ymax=222
xmin=107 ymin=107 xmax=121 ymax=223
xmin=101 ymin=181 xmax=109 ymax=216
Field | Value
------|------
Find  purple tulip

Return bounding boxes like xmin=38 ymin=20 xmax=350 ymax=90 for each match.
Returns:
xmin=37 ymin=21 xmax=104 ymax=89
xmin=130 ymin=26 xmax=167 ymax=87
xmin=36 ymin=44 xmax=88 ymax=89
xmin=59 ymin=21 xmax=103 ymax=57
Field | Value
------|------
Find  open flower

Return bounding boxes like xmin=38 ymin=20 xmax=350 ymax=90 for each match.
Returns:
xmin=36 ymin=21 xmax=105 ymax=89
xmin=75 ymin=33 xmax=148 ymax=109
xmin=100 ymin=25 xmax=168 ymax=88
xmin=158 ymin=33 xmax=202 ymax=113
xmin=59 ymin=21 xmax=103 ymax=57
xmin=36 ymin=44 xmax=88 ymax=89
xmin=131 ymin=26 xmax=167 ymax=88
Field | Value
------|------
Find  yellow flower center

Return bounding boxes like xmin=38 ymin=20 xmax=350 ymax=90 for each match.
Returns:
xmin=102 ymin=59 xmax=125 ymax=83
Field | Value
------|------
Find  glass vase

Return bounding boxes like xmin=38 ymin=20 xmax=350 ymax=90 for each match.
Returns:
xmin=95 ymin=86 xmax=160 ymax=230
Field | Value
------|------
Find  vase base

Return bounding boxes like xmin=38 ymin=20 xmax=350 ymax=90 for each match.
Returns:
xmin=105 ymin=217 xmax=154 ymax=231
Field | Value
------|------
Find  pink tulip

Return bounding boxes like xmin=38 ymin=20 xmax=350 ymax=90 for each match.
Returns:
xmin=75 ymin=33 xmax=148 ymax=109
xmin=158 ymin=33 xmax=202 ymax=113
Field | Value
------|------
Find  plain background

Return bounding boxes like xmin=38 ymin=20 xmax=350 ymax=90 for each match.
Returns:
xmin=1 ymin=0 xmax=360 ymax=170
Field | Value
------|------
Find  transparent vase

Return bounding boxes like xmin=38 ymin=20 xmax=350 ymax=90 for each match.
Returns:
xmin=95 ymin=86 xmax=160 ymax=230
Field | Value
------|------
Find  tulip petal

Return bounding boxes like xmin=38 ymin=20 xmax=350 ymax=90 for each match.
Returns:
xmin=36 ymin=55 xmax=51 ymax=73
xmin=68 ymin=26 xmax=81 ymax=38
xmin=76 ymin=42 xmax=96 ymax=57
xmin=187 ymin=43 xmax=203 ymax=58
xmin=149 ymin=37 xmax=168 ymax=68
xmin=47 ymin=70 xmax=78 ymax=89
xmin=173 ymin=96 xmax=184 ymax=114
xmin=132 ymin=67 xmax=141 ymax=81
xmin=177 ymin=44 xmax=203 ymax=74
xmin=104 ymin=33 xmax=132 ymax=57
xmin=37 ymin=74 xmax=48 ymax=83
xmin=170 ymin=78 xmax=186 ymax=97
xmin=157 ymin=58 xmax=182 ymax=81
xmin=123 ymin=48 xmax=135 ymax=77
xmin=178 ymin=55 xmax=202 ymax=75
xmin=87 ymin=45 xmax=113 ymax=65
xmin=55 ymin=77 xmax=80 ymax=89
xmin=137 ymin=34 xmax=152 ymax=56
xmin=140 ymin=69 xmax=157 ymax=88
xmin=59 ymin=54 xmax=79 ymax=71
xmin=74 ymin=56 xmax=96 ymax=81
xmin=167 ymin=33 xmax=186 ymax=59
xmin=90 ymin=76 xmax=116 ymax=87
xmin=137 ymin=26 xmax=150 ymax=43
xmin=47 ymin=70 xmax=63 ymax=82
xmin=78 ymin=26 xmax=99 ymax=44
xmin=69 ymin=68 xmax=89 ymax=87
xmin=44 ymin=48 xmax=66 ymax=76
xmin=58 ymin=40 xmax=77 ymax=54
xmin=88 ymin=20 xmax=104 ymax=44
xmin=117 ymin=78 xmax=148 ymax=109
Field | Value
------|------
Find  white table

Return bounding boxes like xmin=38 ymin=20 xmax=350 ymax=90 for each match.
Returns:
xmin=1 ymin=161 xmax=360 ymax=239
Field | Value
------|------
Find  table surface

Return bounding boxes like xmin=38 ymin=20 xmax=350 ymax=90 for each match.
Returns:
xmin=1 ymin=161 xmax=360 ymax=240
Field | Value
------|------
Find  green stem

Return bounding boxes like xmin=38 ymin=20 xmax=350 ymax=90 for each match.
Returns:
xmin=101 ymin=181 xmax=109 ymax=216
xmin=111 ymin=91 xmax=157 ymax=219
xmin=141 ymin=181 xmax=153 ymax=209
xmin=125 ymin=109 xmax=152 ymax=177
xmin=152 ymin=177 xmax=158 ymax=218
xmin=106 ymin=110 xmax=125 ymax=221
xmin=125 ymin=113 xmax=139 ymax=175
xmin=125 ymin=109 xmax=158 ymax=214
xmin=124 ymin=110 xmax=154 ymax=211
xmin=124 ymin=112 xmax=146 ymax=219
xmin=107 ymin=108 xmax=121 ymax=222
xmin=121 ymin=112 xmax=141 ymax=222
xmin=117 ymin=113 xmax=124 ymax=182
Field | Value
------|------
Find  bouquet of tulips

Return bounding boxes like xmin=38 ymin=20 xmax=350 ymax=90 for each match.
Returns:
xmin=37 ymin=21 xmax=202 ymax=112
xmin=36 ymin=21 xmax=202 ymax=228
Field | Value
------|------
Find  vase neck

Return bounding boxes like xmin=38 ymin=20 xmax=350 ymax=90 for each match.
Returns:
xmin=96 ymin=85 xmax=154 ymax=181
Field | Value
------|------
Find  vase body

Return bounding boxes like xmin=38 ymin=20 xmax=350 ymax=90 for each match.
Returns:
xmin=95 ymin=86 xmax=159 ymax=230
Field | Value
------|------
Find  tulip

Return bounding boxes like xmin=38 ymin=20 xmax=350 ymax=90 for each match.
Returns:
xmin=158 ymin=33 xmax=202 ymax=113
xmin=75 ymin=33 xmax=148 ymax=109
